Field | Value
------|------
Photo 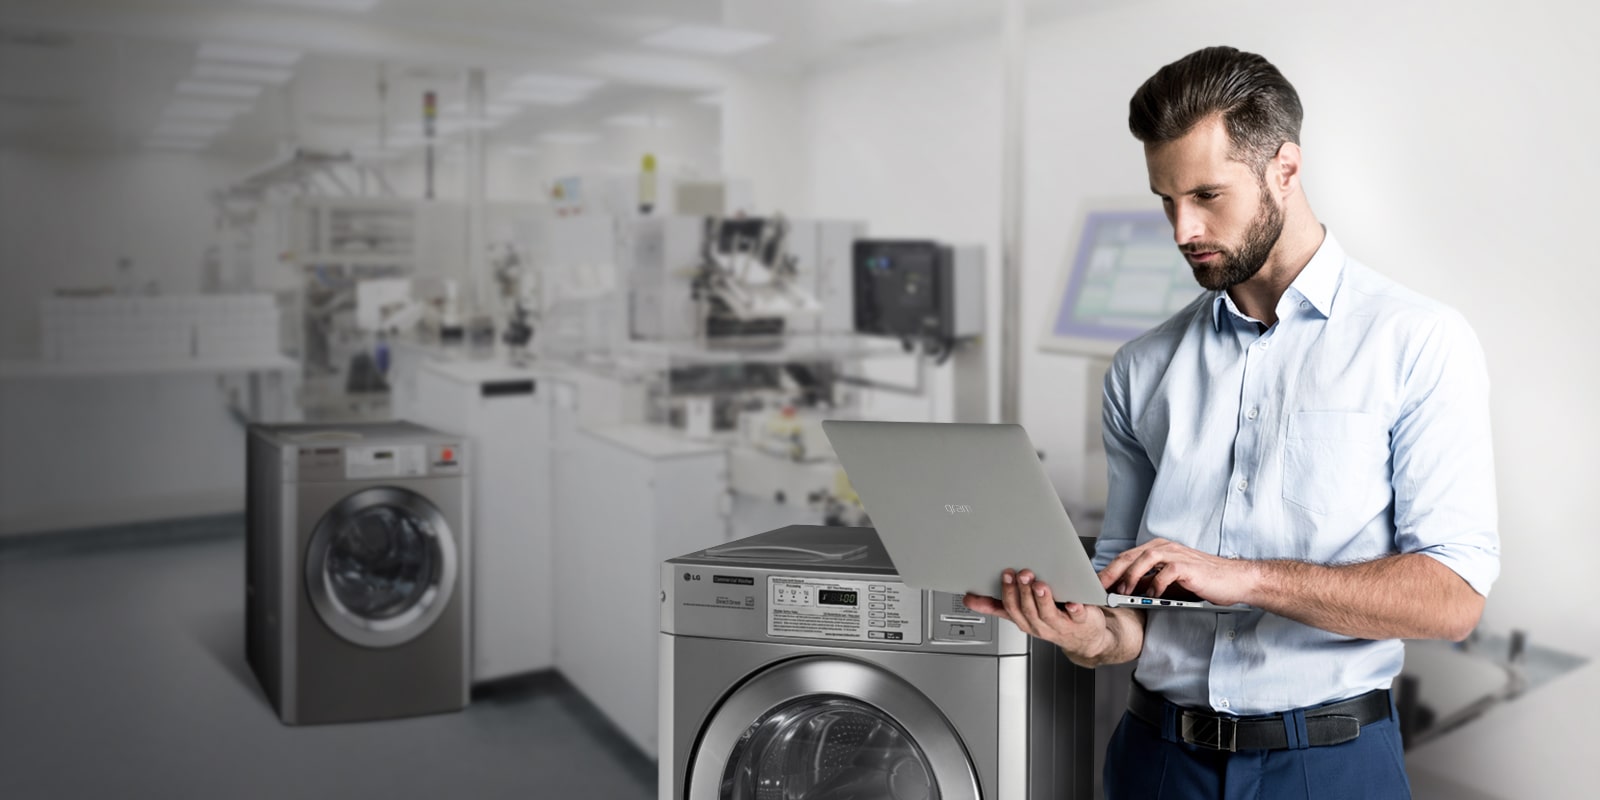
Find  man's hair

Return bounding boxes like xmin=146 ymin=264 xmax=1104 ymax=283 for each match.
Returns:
xmin=1128 ymin=46 xmax=1303 ymax=174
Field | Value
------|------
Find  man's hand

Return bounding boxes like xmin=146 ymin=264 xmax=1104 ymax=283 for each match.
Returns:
xmin=1100 ymin=538 xmax=1486 ymax=641
xmin=962 ymin=568 xmax=1142 ymax=667
xmin=1099 ymin=537 xmax=1258 ymax=607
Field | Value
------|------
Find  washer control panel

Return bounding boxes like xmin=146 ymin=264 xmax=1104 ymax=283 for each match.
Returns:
xmin=767 ymin=577 xmax=922 ymax=644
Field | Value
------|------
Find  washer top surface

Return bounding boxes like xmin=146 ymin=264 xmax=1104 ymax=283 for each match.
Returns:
xmin=254 ymin=421 xmax=460 ymax=449
xmin=670 ymin=526 xmax=897 ymax=577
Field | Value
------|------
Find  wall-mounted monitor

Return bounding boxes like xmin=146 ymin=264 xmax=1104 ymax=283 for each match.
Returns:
xmin=1039 ymin=205 xmax=1202 ymax=358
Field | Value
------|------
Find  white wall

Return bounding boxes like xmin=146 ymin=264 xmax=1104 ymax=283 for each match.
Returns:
xmin=0 ymin=148 xmax=266 ymax=533
xmin=722 ymin=73 xmax=811 ymax=215
xmin=0 ymin=149 xmax=248 ymax=359
xmin=801 ymin=34 xmax=1006 ymax=424
xmin=787 ymin=0 xmax=1600 ymax=661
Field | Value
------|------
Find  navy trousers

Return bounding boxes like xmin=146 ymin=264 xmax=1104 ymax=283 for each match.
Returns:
xmin=1103 ymin=701 xmax=1412 ymax=799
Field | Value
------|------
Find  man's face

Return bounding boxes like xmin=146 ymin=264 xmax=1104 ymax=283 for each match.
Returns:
xmin=1145 ymin=116 xmax=1284 ymax=291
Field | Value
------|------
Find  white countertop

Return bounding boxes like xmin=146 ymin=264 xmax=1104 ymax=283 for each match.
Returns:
xmin=580 ymin=423 xmax=726 ymax=459
xmin=418 ymin=355 xmax=547 ymax=385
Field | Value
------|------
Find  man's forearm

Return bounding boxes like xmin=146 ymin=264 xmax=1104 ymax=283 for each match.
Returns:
xmin=1244 ymin=553 xmax=1484 ymax=641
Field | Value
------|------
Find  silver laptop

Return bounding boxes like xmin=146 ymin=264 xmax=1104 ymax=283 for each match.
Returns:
xmin=821 ymin=420 xmax=1245 ymax=612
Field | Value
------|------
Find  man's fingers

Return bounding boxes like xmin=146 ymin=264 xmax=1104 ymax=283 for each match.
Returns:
xmin=999 ymin=571 xmax=1032 ymax=635
xmin=1015 ymin=570 xmax=1044 ymax=627
xmin=961 ymin=593 xmax=1003 ymax=616
xmin=1118 ymin=550 xmax=1171 ymax=594
xmin=1101 ymin=538 xmax=1162 ymax=589
xmin=1030 ymin=581 xmax=1060 ymax=625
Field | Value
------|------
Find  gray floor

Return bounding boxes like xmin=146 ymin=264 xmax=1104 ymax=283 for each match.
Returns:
xmin=0 ymin=515 xmax=654 ymax=800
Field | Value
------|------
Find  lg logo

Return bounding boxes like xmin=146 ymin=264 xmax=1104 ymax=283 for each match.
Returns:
xmin=683 ymin=573 xmax=702 ymax=582
xmin=944 ymin=504 xmax=973 ymax=514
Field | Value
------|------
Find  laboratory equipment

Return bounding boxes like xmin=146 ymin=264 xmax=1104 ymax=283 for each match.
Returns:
xmin=853 ymin=239 xmax=985 ymax=356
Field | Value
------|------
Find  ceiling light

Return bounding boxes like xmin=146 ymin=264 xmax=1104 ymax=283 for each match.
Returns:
xmin=194 ymin=63 xmax=294 ymax=85
xmin=198 ymin=41 xmax=303 ymax=67
xmin=152 ymin=120 xmax=229 ymax=138
xmin=162 ymin=100 xmax=252 ymax=120
xmin=539 ymin=131 xmax=597 ymax=145
xmin=177 ymin=80 xmax=263 ymax=99
xmin=640 ymin=24 xmax=772 ymax=55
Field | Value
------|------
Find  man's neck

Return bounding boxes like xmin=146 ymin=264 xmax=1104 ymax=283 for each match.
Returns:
xmin=1227 ymin=215 xmax=1325 ymax=326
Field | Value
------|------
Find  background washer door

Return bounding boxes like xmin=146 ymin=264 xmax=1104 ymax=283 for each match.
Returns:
xmin=304 ymin=485 xmax=458 ymax=648
xmin=688 ymin=656 xmax=980 ymax=800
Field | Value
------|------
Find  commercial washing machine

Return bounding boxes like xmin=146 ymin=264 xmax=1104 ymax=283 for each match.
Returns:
xmin=661 ymin=525 xmax=1093 ymax=800
xmin=246 ymin=421 xmax=470 ymax=725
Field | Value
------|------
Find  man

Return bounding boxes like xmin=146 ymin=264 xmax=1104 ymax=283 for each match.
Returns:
xmin=963 ymin=46 xmax=1499 ymax=798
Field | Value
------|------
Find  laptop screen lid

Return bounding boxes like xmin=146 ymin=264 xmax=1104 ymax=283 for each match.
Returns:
xmin=822 ymin=420 xmax=1249 ymax=612
xmin=820 ymin=420 xmax=1110 ymax=604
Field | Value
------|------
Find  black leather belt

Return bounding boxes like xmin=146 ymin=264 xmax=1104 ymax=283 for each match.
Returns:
xmin=1127 ymin=681 xmax=1391 ymax=752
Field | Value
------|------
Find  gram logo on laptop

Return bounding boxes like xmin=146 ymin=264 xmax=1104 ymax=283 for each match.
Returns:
xmin=944 ymin=504 xmax=973 ymax=514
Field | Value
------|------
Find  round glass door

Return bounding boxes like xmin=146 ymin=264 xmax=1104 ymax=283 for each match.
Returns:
xmin=723 ymin=696 xmax=939 ymax=800
xmin=304 ymin=486 xmax=458 ymax=648
xmin=688 ymin=657 xmax=979 ymax=800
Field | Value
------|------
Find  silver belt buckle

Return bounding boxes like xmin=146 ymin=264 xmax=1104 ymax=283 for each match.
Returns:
xmin=1180 ymin=711 xmax=1238 ymax=752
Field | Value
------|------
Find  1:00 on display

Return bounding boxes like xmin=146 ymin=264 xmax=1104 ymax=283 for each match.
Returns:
xmin=817 ymin=589 xmax=858 ymax=607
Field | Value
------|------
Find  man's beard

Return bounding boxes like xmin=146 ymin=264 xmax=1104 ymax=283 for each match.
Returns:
xmin=1184 ymin=184 xmax=1284 ymax=291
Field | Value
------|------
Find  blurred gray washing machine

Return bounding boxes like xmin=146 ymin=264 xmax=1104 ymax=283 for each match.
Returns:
xmin=246 ymin=421 xmax=470 ymax=725
xmin=661 ymin=525 xmax=1093 ymax=800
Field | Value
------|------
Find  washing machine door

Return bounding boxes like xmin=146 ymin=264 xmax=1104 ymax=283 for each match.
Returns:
xmin=688 ymin=656 xmax=980 ymax=800
xmin=304 ymin=485 xmax=458 ymax=648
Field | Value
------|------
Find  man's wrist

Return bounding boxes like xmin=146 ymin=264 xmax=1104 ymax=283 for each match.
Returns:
xmin=1238 ymin=558 xmax=1307 ymax=609
xmin=1073 ymin=610 xmax=1132 ymax=667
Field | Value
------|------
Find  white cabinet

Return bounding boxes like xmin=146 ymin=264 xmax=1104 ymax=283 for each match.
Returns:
xmin=551 ymin=422 xmax=728 ymax=759
xmin=400 ymin=360 xmax=554 ymax=683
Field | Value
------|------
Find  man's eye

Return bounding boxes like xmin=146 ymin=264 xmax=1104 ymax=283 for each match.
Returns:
xmin=1196 ymin=192 xmax=1217 ymax=201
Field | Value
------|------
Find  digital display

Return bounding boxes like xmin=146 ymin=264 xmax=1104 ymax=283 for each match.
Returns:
xmin=1041 ymin=208 xmax=1202 ymax=357
xmin=818 ymin=589 xmax=858 ymax=607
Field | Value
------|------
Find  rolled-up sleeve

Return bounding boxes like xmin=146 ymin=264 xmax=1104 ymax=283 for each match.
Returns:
xmin=1391 ymin=309 xmax=1501 ymax=595
xmin=1094 ymin=352 xmax=1157 ymax=572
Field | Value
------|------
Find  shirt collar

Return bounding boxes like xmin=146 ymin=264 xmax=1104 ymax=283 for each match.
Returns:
xmin=1210 ymin=229 xmax=1345 ymax=332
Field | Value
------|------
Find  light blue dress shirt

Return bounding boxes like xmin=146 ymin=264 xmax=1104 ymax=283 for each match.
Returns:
xmin=1093 ymin=231 xmax=1500 ymax=716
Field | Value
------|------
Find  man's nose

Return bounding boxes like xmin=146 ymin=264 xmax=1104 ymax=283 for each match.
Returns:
xmin=1171 ymin=205 xmax=1204 ymax=246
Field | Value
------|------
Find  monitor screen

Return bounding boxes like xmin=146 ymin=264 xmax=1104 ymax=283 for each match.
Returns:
xmin=1040 ymin=208 xmax=1203 ymax=358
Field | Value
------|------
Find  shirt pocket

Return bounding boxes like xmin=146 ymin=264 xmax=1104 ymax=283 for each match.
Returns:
xmin=1281 ymin=411 xmax=1392 ymax=516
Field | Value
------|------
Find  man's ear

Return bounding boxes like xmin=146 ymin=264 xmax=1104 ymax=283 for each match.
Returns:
xmin=1271 ymin=142 xmax=1303 ymax=197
